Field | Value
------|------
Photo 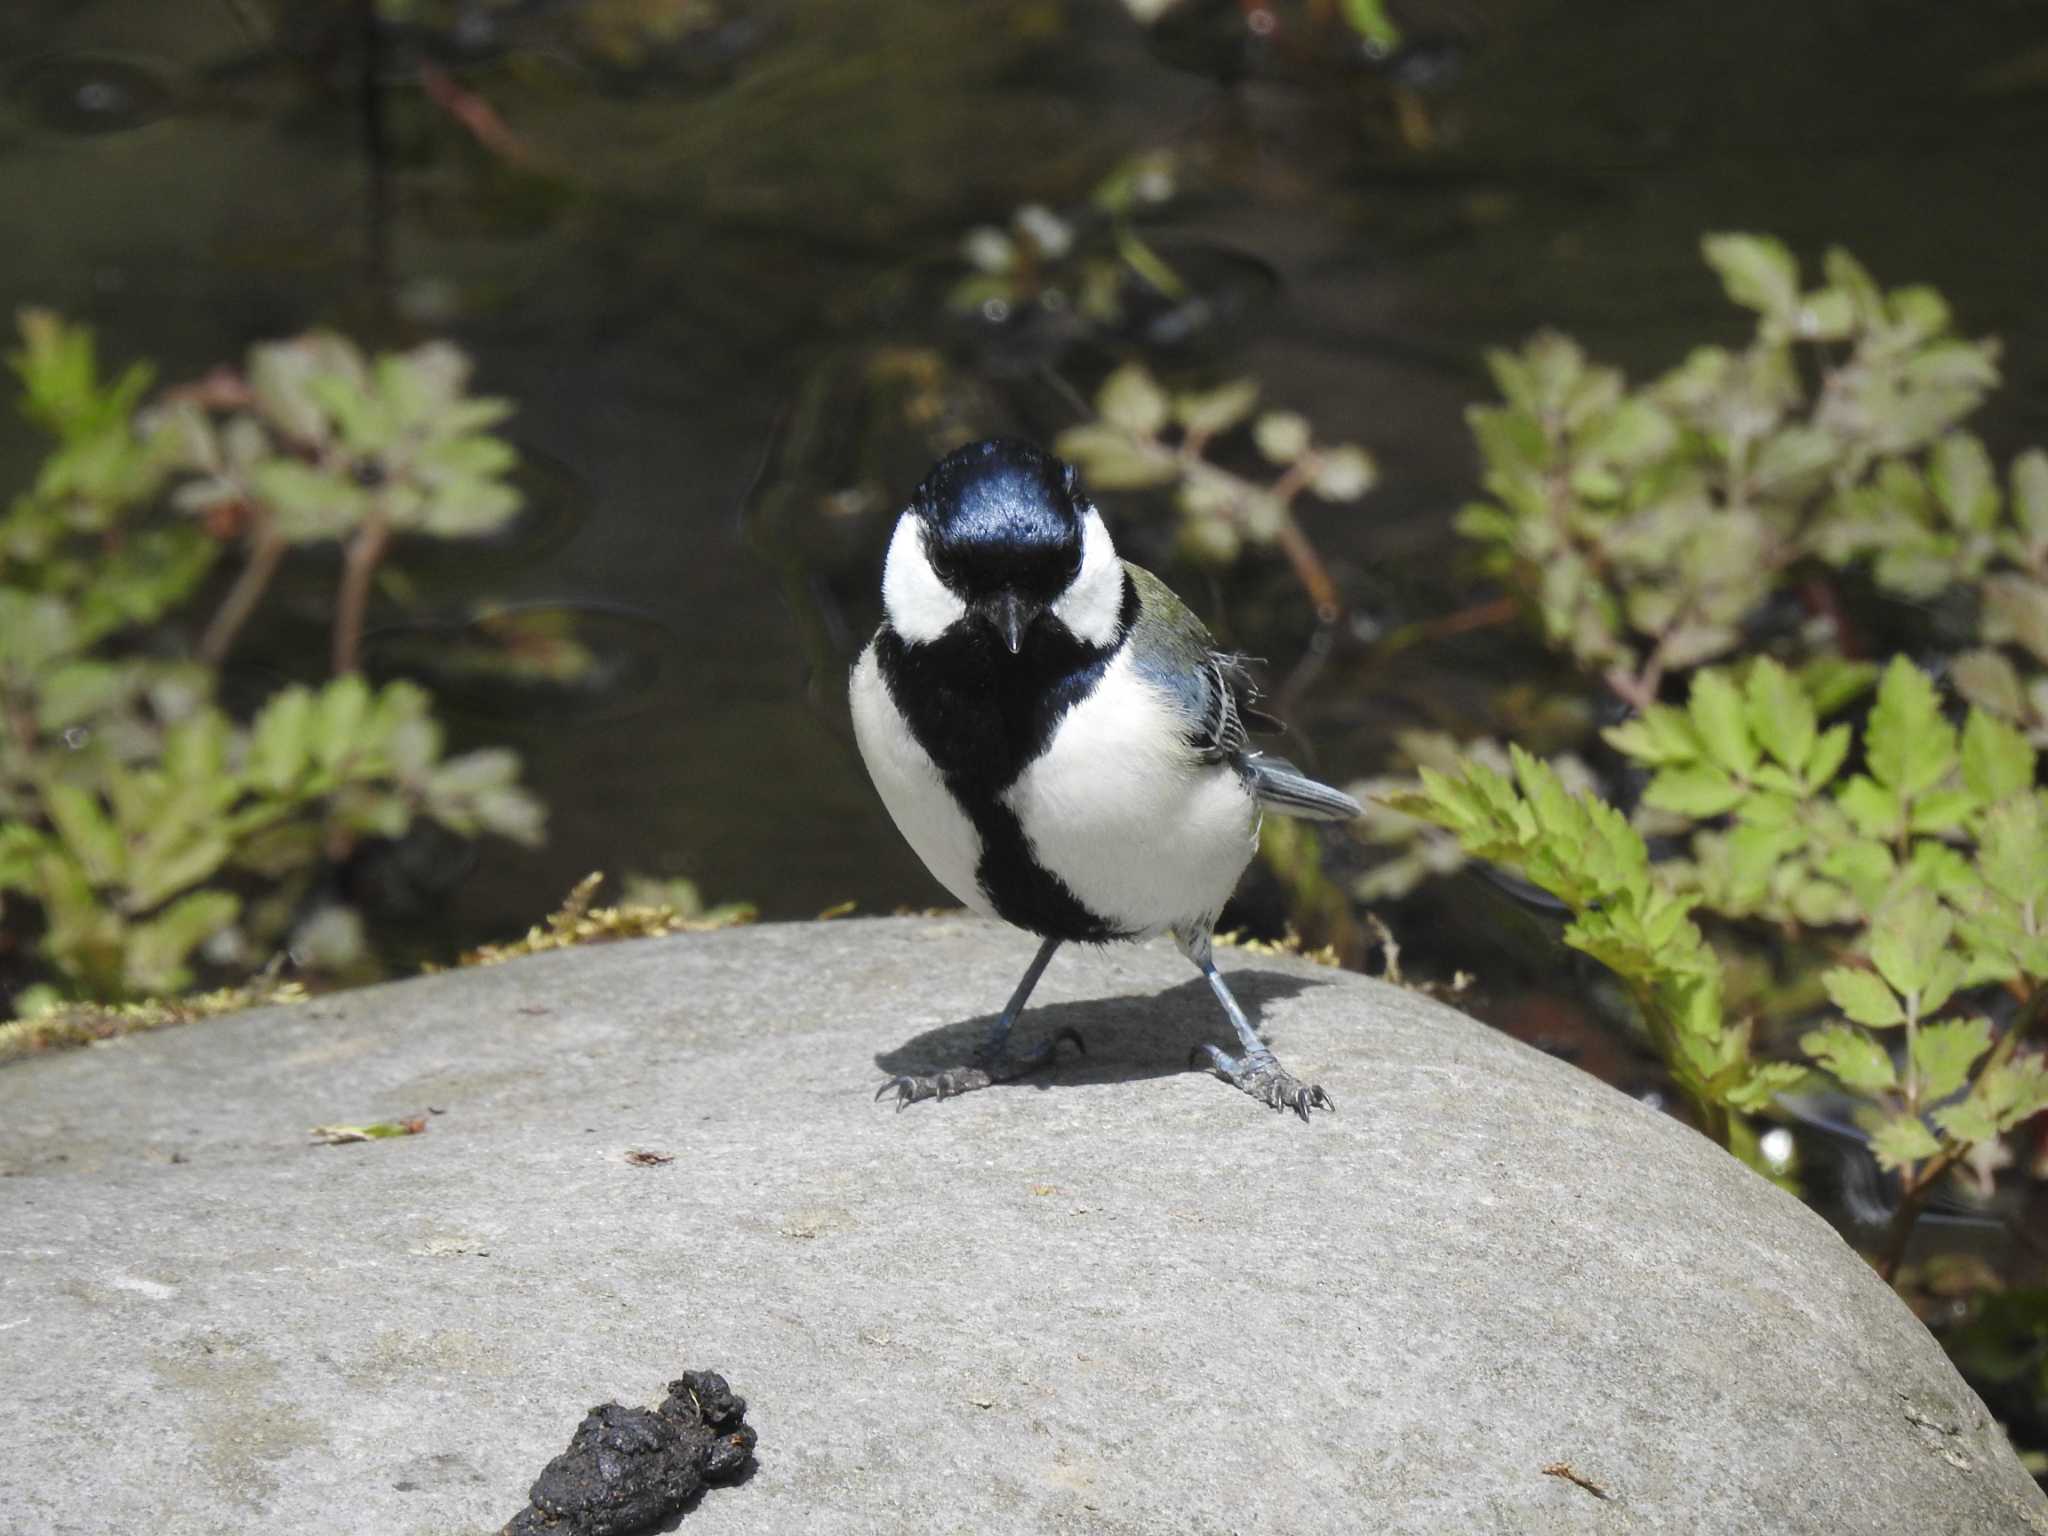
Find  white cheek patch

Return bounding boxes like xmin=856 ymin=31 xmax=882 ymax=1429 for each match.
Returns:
xmin=1052 ymin=508 xmax=1123 ymax=647
xmin=881 ymin=512 xmax=966 ymax=644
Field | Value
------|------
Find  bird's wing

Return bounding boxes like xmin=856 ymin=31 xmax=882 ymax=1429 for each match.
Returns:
xmin=1122 ymin=563 xmax=1361 ymax=822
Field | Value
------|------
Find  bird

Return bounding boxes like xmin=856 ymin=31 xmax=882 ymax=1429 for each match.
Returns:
xmin=848 ymin=436 xmax=1361 ymax=1121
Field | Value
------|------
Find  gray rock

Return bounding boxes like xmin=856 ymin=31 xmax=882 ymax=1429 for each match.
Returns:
xmin=0 ymin=916 xmax=2041 ymax=1535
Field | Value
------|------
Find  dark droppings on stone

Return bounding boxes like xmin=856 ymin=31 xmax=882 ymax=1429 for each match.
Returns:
xmin=502 ymin=1371 xmax=755 ymax=1536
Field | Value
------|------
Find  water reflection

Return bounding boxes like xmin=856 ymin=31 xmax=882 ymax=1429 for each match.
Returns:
xmin=6 ymin=51 xmax=183 ymax=134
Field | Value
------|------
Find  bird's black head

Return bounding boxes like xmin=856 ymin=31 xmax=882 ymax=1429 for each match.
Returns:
xmin=911 ymin=437 xmax=1086 ymax=653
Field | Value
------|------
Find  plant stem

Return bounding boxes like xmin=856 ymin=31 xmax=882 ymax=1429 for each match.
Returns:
xmin=332 ymin=507 xmax=390 ymax=676
xmin=1876 ymin=978 xmax=2047 ymax=1283
xmin=198 ymin=523 xmax=287 ymax=665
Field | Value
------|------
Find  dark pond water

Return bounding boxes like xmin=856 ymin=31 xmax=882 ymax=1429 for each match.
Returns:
xmin=8 ymin=0 xmax=2046 ymax=949
xmin=8 ymin=0 xmax=2048 ymax=1462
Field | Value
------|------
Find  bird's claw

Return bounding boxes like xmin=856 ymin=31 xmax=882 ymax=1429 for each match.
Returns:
xmin=1191 ymin=1044 xmax=1334 ymax=1123
xmin=877 ymin=1027 xmax=1085 ymax=1110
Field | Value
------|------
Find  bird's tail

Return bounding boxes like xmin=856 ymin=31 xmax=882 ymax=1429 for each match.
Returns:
xmin=1247 ymin=756 xmax=1362 ymax=822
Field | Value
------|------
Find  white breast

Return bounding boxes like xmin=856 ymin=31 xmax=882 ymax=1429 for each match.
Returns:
xmin=1004 ymin=650 xmax=1259 ymax=939
xmin=849 ymin=643 xmax=995 ymax=919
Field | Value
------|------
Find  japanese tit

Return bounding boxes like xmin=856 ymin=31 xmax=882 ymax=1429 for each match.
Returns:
xmin=850 ymin=437 xmax=1360 ymax=1119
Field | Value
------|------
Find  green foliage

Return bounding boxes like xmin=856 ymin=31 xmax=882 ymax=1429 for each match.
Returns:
xmin=1385 ymin=749 xmax=1800 ymax=1136
xmin=949 ymin=153 xmax=1184 ymax=330
xmin=1394 ymin=653 xmax=2048 ymax=1212
xmin=1056 ymin=361 xmax=1374 ymax=595
xmin=1459 ymin=237 xmax=2047 ymax=729
xmin=176 ymin=332 xmax=520 ymax=544
xmin=0 ymin=313 xmax=543 ymax=1012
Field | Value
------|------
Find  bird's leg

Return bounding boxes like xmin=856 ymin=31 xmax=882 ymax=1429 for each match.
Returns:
xmin=1180 ymin=929 xmax=1334 ymax=1122
xmin=877 ymin=936 xmax=1084 ymax=1108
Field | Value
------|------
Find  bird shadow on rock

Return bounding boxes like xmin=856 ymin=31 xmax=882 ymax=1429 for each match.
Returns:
xmin=872 ymin=969 xmax=1331 ymax=1092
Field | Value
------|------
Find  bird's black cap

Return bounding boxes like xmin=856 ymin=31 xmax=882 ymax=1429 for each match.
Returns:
xmin=912 ymin=437 xmax=1085 ymax=600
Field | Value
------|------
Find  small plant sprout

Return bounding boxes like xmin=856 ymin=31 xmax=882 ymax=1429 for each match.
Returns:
xmin=1056 ymin=360 xmax=1375 ymax=620
xmin=0 ymin=313 xmax=542 ymax=1012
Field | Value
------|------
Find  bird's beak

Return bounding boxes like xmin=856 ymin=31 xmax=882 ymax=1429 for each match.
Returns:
xmin=979 ymin=591 xmax=1041 ymax=655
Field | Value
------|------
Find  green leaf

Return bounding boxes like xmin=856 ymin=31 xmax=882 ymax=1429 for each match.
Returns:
xmin=1804 ymin=724 xmax=1853 ymax=788
xmin=43 ymin=783 xmax=124 ymax=884
xmin=248 ymin=459 xmax=368 ymax=542
xmin=1097 ymin=364 xmax=1169 ymax=437
xmin=1052 ymin=423 xmax=1176 ymax=490
xmin=246 ymin=686 xmax=314 ymax=794
xmin=1801 ymin=1023 xmax=1897 ymax=1094
xmin=1172 ymin=378 xmax=1260 ymax=438
xmin=122 ymin=889 xmax=238 ymax=993
xmin=1643 ymin=764 xmax=1745 ymax=818
xmin=1865 ymin=657 xmax=1955 ymax=798
xmin=1687 ymin=669 xmax=1757 ymax=777
xmin=1798 ymin=657 xmax=1878 ymax=717
xmin=1601 ymin=705 xmax=1699 ymax=766
xmin=1822 ymin=966 xmax=1905 ymax=1028
xmin=1908 ymin=787 xmax=1977 ymax=835
xmin=1911 ymin=1017 xmax=1992 ymax=1103
xmin=1934 ymin=1057 xmax=2048 ymax=1147
xmin=1959 ymin=709 xmax=2035 ymax=804
xmin=1977 ymin=795 xmax=2048 ymax=908
xmin=1858 ymin=1107 xmax=1941 ymax=1171
xmin=312 ymin=676 xmax=372 ymax=771
xmin=2012 ymin=448 xmax=2048 ymax=546
xmin=1742 ymin=657 xmax=1815 ymax=773
xmin=1870 ymin=889 xmax=1953 ymax=999
xmin=1836 ymin=775 xmax=1901 ymax=840
xmin=1981 ymin=574 xmax=2048 ymax=667
xmin=1702 ymin=233 xmax=1800 ymax=321
xmin=1952 ymin=649 xmax=2025 ymax=720
xmin=1928 ymin=433 xmax=2000 ymax=532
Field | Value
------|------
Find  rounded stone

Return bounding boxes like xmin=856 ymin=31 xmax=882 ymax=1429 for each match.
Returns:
xmin=0 ymin=917 xmax=2041 ymax=1533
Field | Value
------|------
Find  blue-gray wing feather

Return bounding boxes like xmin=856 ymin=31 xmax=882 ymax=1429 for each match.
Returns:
xmin=1125 ymin=563 xmax=1361 ymax=823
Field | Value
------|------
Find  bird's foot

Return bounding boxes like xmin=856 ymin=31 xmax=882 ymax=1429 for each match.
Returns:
xmin=876 ymin=1027 xmax=1085 ymax=1109
xmin=1191 ymin=1044 xmax=1334 ymax=1122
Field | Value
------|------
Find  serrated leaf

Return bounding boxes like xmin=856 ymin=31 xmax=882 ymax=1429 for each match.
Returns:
xmin=1836 ymin=775 xmax=1902 ymax=840
xmin=1908 ymin=787 xmax=1977 ymax=835
xmin=1870 ymin=889 xmax=1952 ymax=998
xmin=1858 ymin=1107 xmax=1941 ymax=1171
xmin=1934 ymin=1056 xmax=2048 ymax=1147
xmin=1822 ymin=966 xmax=1905 ymax=1028
xmin=1798 ymin=656 xmax=1878 ymax=717
xmin=1866 ymin=657 xmax=1955 ymax=797
xmin=43 ymin=783 xmax=124 ymax=884
xmin=1687 ymin=669 xmax=1757 ymax=777
xmin=1977 ymin=796 xmax=2048 ymax=908
xmin=1801 ymin=1024 xmax=1897 ymax=1094
xmin=1804 ymin=723 xmax=1852 ymax=788
xmin=1644 ymin=764 xmax=1745 ymax=818
xmin=1911 ymin=1017 xmax=1991 ymax=1104
xmin=1722 ymin=1060 xmax=1809 ymax=1112
xmin=1743 ymin=657 xmax=1815 ymax=773
xmin=1959 ymin=709 xmax=2035 ymax=804
xmin=1952 ymin=649 xmax=2025 ymax=721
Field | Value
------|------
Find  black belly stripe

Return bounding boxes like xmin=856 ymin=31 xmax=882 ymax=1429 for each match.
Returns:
xmin=875 ymin=577 xmax=1140 ymax=942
